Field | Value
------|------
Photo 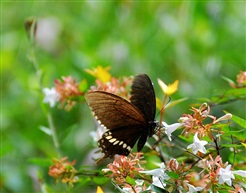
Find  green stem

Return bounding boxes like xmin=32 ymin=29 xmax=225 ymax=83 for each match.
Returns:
xmin=47 ymin=112 xmax=61 ymax=157
xmin=26 ymin=26 xmax=61 ymax=157
xmin=159 ymin=94 xmax=168 ymax=124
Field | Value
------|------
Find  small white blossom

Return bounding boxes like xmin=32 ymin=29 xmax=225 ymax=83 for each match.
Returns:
xmin=218 ymin=165 xmax=235 ymax=186
xmin=42 ymin=87 xmax=60 ymax=107
xmin=197 ymin=159 xmax=209 ymax=169
xmin=232 ymin=170 xmax=246 ymax=177
xmin=101 ymin=168 xmax=110 ymax=173
xmin=140 ymin=162 xmax=169 ymax=190
xmin=122 ymin=180 xmax=144 ymax=193
xmin=163 ymin=122 xmax=182 ymax=141
xmin=187 ymin=183 xmax=204 ymax=193
xmin=214 ymin=113 xmax=232 ymax=124
xmin=187 ymin=133 xmax=208 ymax=154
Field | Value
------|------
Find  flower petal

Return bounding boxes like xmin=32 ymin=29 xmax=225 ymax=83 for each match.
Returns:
xmin=232 ymin=170 xmax=246 ymax=177
xmin=158 ymin=79 xmax=179 ymax=95
xmin=163 ymin=122 xmax=182 ymax=141
xmin=187 ymin=183 xmax=204 ymax=193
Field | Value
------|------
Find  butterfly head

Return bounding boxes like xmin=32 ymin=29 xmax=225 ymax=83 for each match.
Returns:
xmin=146 ymin=120 xmax=158 ymax=137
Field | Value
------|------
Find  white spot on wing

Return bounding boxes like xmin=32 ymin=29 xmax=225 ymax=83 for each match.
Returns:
xmin=109 ymin=138 xmax=116 ymax=143
xmin=106 ymin=135 xmax=112 ymax=140
xmin=113 ymin=140 xmax=119 ymax=145
xmin=123 ymin=143 xmax=127 ymax=148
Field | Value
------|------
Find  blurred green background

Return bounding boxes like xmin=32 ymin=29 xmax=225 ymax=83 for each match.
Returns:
xmin=2 ymin=1 xmax=245 ymax=192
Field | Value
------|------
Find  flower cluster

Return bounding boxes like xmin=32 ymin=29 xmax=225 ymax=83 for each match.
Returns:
xmin=103 ymin=153 xmax=145 ymax=192
xmin=179 ymin=103 xmax=215 ymax=138
xmin=228 ymin=70 xmax=246 ymax=88
xmin=93 ymin=76 xmax=132 ymax=99
xmin=54 ymin=76 xmax=83 ymax=110
xmin=141 ymin=157 xmax=246 ymax=193
xmin=236 ymin=71 xmax=246 ymax=87
xmin=141 ymin=158 xmax=205 ymax=193
xmin=179 ymin=103 xmax=232 ymax=140
xmin=85 ymin=66 xmax=133 ymax=99
xmin=164 ymin=103 xmax=232 ymax=146
xmin=43 ymin=76 xmax=83 ymax=110
xmin=198 ymin=155 xmax=246 ymax=192
xmin=48 ymin=157 xmax=78 ymax=187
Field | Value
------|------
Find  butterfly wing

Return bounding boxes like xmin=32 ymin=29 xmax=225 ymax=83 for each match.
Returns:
xmin=85 ymin=91 xmax=146 ymax=130
xmin=85 ymin=91 xmax=147 ymax=163
xmin=130 ymin=74 xmax=156 ymax=121
xmin=98 ymin=125 xmax=144 ymax=159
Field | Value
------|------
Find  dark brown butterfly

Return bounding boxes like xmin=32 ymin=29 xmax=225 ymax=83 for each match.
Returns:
xmin=85 ymin=74 xmax=160 ymax=163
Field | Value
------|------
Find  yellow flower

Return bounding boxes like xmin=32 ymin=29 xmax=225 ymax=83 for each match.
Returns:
xmin=158 ymin=79 xmax=179 ymax=95
xmin=97 ymin=186 xmax=104 ymax=193
xmin=85 ymin=66 xmax=111 ymax=83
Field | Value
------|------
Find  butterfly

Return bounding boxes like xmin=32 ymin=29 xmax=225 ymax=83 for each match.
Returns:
xmin=85 ymin=74 xmax=160 ymax=163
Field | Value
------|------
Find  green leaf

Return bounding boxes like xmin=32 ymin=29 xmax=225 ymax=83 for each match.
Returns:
xmin=125 ymin=176 xmax=136 ymax=185
xmin=211 ymin=88 xmax=246 ymax=104
xmin=228 ymin=151 xmax=246 ymax=166
xmin=165 ymin=97 xmax=188 ymax=109
xmin=231 ymin=114 xmax=246 ymax=129
xmin=221 ymin=127 xmax=246 ymax=141
xmin=79 ymin=177 xmax=91 ymax=186
xmin=178 ymin=135 xmax=193 ymax=142
xmin=167 ymin=171 xmax=179 ymax=180
xmin=150 ymin=184 xmax=168 ymax=193
xmin=93 ymin=176 xmax=109 ymax=185
xmin=221 ymin=144 xmax=243 ymax=148
xmin=28 ymin=157 xmax=52 ymax=167
xmin=79 ymin=78 xmax=88 ymax=93
xmin=59 ymin=123 xmax=78 ymax=144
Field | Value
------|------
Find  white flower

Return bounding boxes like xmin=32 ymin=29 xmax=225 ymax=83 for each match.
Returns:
xmin=218 ymin=165 xmax=235 ymax=186
xmin=187 ymin=183 xmax=204 ymax=193
xmin=232 ymin=170 xmax=246 ymax=177
xmin=214 ymin=113 xmax=232 ymax=124
xmin=187 ymin=133 xmax=208 ymax=154
xmin=218 ymin=165 xmax=246 ymax=187
xmin=163 ymin=122 xmax=182 ymax=141
xmin=122 ymin=180 xmax=144 ymax=193
xmin=140 ymin=162 xmax=169 ymax=190
xmin=197 ymin=159 xmax=209 ymax=169
xmin=101 ymin=168 xmax=110 ymax=173
xmin=42 ymin=87 xmax=60 ymax=107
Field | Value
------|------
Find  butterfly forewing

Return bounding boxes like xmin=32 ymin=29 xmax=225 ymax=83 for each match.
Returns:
xmin=130 ymin=74 xmax=156 ymax=121
xmin=85 ymin=91 xmax=146 ymax=130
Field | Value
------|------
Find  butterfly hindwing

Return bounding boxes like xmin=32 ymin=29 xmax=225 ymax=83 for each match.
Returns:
xmin=130 ymin=74 xmax=156 ymax=121
xmin=98 ymin=125 xmax=144 ymax=158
